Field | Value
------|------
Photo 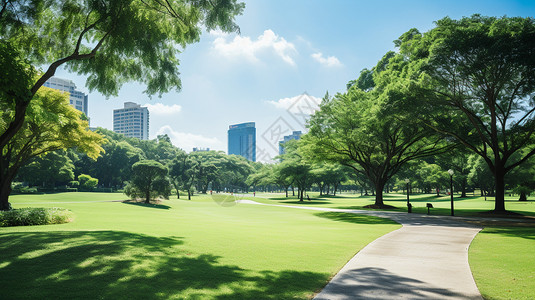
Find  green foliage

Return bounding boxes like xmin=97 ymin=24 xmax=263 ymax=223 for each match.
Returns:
xmin=16 ymin=151 xmax=75 ymax=187
xmin=78 ymin=174 xmax=98 ymax=190
xmin=2 ymin=0 xmax=245 ymax=97
xmin=0 ymin=207 xmax=73 ymax=227
xmin=395 ymin=15 xmax=535 ymax=211
xmin=126 ymin=160 xmax=170 ymax=203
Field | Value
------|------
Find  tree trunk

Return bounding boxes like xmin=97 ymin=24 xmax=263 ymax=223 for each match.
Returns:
xmin=0 ymin=177 xmax=13 ymax=211
xmin=292 ymin=186 xmax=295 ymax=196
xmin=285 ymin=187 xmax=288 ymax=198
xmin=334 ymin=183 xmax=338 ymax=196
xmin=176 ymin=189 xmax=180 ymax=199
xmin=145 ymin=190 xmax=150 ymax=204
xmin=461 ymin=178 xmax=467 ymax=198
xmin=188 ymin=190 xmax=191 ymax=200
xmin=519 ymin=191 xmax=527 ymax=201
xmin=374 ymin=181 xmax=385 ymax=207
xmin=494 ymin=166 xmax=506 ymax=212
xmin=299 ymin=188 xmax=304 ymax=201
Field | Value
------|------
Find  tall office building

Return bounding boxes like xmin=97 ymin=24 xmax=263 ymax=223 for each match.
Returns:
xmin=43 ymin=76 xmax=89 ymax=117
xmin=113 ymin=102 xmax=149 ymax=140
xmin=279 ymin=131 xmax=302 ymax=155
xmin=228 ymin=122 xmax=256 ymax=162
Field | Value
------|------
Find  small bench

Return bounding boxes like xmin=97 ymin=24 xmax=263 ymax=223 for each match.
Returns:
xmin=426 ymin=203 xmax=434 ymax=215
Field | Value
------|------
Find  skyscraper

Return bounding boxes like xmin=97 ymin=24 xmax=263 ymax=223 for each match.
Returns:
xmin=43 ymin=76 xmax=89 ymax=118
xmin=113 ymin=102 xmax=150 ymax=140
xmin=228 ymin=122 xmax=256 ymax=162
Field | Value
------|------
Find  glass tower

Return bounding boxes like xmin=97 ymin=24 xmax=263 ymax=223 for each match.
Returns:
xmin=228 ymin=122 xmax=256 ymax=162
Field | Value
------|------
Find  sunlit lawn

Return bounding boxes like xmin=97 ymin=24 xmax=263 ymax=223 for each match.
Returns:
xmin=0 ymin=192 xmax=400 ymax=299
xmin=469 ymin=226 xmax=535 ymax=300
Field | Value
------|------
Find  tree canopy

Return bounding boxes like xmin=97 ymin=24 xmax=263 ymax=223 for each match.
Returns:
xmin=395 ymin=15 xmax=535 ymax=212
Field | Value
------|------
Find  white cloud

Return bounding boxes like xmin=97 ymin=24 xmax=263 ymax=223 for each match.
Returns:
xmin=311 ymin=52 xmax=342 ymax=67
xmin=144 ymin=103 xmax=182 ymax=115
xmin=212 ymin=29 xmax=297 ymax=65
xmin=157 ymin=125 xmax=223 ymax=152
xmin=266 ymin=93 xmax=322 ymax=115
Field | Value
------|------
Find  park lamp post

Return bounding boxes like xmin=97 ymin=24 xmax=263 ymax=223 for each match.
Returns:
xmin=448 ymin=169 xmax=454 ymax=216
xmin=405 ymin=178 xmax=412 ymax=213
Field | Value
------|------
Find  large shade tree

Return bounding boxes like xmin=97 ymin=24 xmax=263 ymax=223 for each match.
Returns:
xmin=396 ymin=15 xmax=535 ymax=212
xmin=125 ymin=160 xmax=170 ymax=204
xmin=0 ymin=0 xmax=244 ymax=202
xmin=0 ymin=85 xmax=104 ymax=210
xmin=304 ymin=71 xmax=450 ymax=207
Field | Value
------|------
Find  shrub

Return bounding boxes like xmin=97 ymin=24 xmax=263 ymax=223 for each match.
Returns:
xmin=0 ymin=208 xmax=74 ymax=227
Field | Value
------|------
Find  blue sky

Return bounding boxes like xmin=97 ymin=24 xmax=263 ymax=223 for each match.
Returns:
xmin=54 ymin=0 xmax=535 ymax=162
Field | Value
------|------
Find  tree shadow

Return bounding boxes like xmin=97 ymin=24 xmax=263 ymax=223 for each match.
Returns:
xmin=314 ymin=212 xmax=399 ymax=225
xmin=0 ymin=231 xmax=328 ymax=299
xmin=478 ymin=226 xmax=535 ymax=240
xmin=122 ymin=201 xmax=171 ymax=210
xmin=282 ymin=200 xmax=332 ymax=205
xmin=315 ymin=267 xmax=472 ymax=299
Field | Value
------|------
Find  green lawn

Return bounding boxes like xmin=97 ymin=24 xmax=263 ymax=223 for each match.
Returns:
xmin=251 ymin=192 xmax=535 ymax=217
xmin=0 ymin=192 xmax=400 ymax=299
xmin=469 ymin=226 xmax=535 ymax=300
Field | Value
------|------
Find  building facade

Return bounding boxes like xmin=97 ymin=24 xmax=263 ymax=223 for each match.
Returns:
xmin=279 ymin=131 xmax=302 ymax=155
xmin=113 ymin=102 xmax=149 ymax=140
xmin=43 ymin=76 xmax=89 ymax=118
xmin=228 ymin=122 xmax=256 ymax=162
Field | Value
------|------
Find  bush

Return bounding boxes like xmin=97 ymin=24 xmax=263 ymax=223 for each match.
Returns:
xmin=0 ymin=208 xmax=74 ymax=227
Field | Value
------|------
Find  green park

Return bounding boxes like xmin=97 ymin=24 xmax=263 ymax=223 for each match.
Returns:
xmin=2 ymin=1 xmax=535 ymax=299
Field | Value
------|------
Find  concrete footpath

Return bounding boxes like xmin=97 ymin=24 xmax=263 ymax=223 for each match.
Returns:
xmin=237 ymin=200 xmax=483 ymax=300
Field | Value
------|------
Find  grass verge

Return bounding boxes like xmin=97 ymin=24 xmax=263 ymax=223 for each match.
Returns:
xmin=469 ymin=226 xmax=535 ymax=300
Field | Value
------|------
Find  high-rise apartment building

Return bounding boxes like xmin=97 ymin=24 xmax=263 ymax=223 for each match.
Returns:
xmin=43 ymin=76 xmax=89 ymax=117
xmin=228 ymin=122 xmax=256 ymax=162
xmin=279 ymin=131 xmax=302 ymax=155
xmin=113 ymin=102 xmax=149 ymax=140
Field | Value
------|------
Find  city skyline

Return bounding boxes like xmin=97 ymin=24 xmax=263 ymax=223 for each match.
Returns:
xmin=49 ymin=0 xmax=535 ymax=162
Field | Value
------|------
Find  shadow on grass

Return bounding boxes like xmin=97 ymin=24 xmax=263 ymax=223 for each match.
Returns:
xmin=314 ymin=212 xmax=399 ymax=225
xmin=0 ymin=231 xmax=327 ymax=299
xmin=480 ymin=226 xmax=535 ymax=240
xmin=122 ymin=201 xmax=171 ymax=210
xmin=281 ymin=200 xmax=332 ymax=205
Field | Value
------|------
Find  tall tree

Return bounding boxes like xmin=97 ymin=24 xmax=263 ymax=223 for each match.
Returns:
xmin=0 ymin=85 xmax=104 ymax=210
xmin=0 ymin=0 xmax=244 ymax=200
xmin=126 ymin=160 xmax=170 ymax=203
xmin=397 ymin=15 xmax=535 ymax=212
xmin=304 ymin=86 xmax=449 ymax=207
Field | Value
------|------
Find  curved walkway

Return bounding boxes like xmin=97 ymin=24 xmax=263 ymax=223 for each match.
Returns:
xmin=237 ymin=200 xmax=483 ymax=299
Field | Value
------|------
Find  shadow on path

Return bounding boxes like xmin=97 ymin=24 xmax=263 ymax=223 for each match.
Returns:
xmin=315 ymin=267 xmax=468 ymax=300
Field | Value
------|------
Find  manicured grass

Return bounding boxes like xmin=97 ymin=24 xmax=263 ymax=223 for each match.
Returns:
xmin=251 ymin=192 xmax=535 ymax=217
xmin=0 ymin=193 xmax=400 ymax=299
xmin=469 ymin=226 xmax=535 ymax=300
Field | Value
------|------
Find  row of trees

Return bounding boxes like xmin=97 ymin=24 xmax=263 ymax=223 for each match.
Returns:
xmin=14 ymin=128 xmax=259 ymax=201
xmin=299 ymin=15 xmax=535 ymax=213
